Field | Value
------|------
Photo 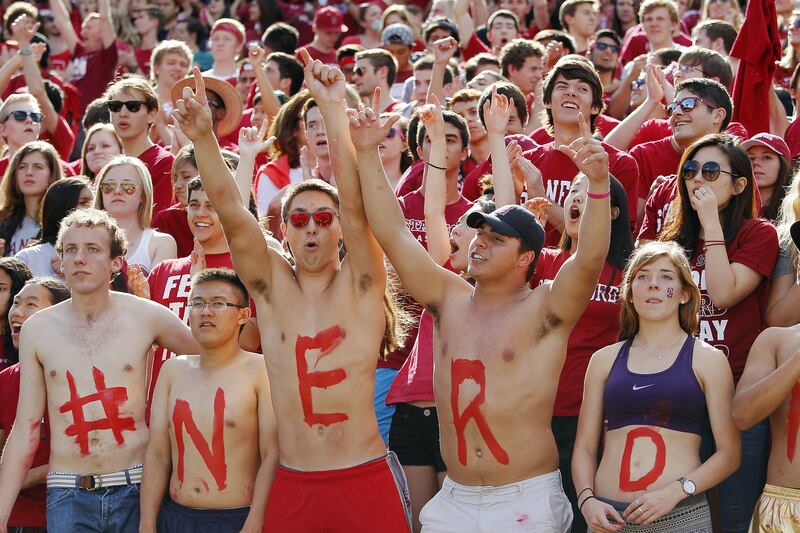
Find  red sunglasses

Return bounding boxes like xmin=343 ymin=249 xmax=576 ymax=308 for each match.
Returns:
xmin=287 ymin=209 xmax=338 ymax=228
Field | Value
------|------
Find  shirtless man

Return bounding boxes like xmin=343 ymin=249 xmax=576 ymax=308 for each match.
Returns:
xmin=352 ymin=98 xmax=611 ymax=531
xmin=733 ymin=294 xmax=800 ymax=531
xmin=0 ymin=208 xmax=199 ymax=533
xmin=171 ymin=59 xmax=412 ymax=531
xmin=140 ymin=268 xmax=278 ymax=533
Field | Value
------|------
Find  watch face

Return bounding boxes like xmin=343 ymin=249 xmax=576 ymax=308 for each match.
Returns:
xmin=684 ymin=479 xmax=696 ymax=494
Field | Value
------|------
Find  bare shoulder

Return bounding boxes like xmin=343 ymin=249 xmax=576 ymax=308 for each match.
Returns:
xmin=588 ymin=341 xmax=625 ymax=373
xmin=152 ymin=230 xmax=175 ymax=244
xmin=692 ymin=339 xmax=733 ymax=373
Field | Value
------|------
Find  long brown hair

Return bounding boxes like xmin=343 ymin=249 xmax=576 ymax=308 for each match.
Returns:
xmin=268 ymin=89 xmax=310 ymax=168
xmin=659 ymin=133 xmax=757 ymax=255
xmin=618 ymin=241 xmax=701 ymax=339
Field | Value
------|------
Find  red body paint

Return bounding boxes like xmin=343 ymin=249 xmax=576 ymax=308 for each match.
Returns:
xmin=619 ymin=427 xmax=666 ymax=492
xmin=450 ymin=358 xmax=509 ymax=465
xmin=173 ymin=387 xmax=227 ymax=490
xmin=295 ymin=326 xmax=348 ymax=427
xmin=786 ymin=383 xmax=800 ymax=462
xmin=59 ymin=367 xmax=135 ymax=456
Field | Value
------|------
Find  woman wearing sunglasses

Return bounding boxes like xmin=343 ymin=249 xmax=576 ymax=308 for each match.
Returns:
xmin=93 ymin=155 xmax=176 ymax=272
xmin=573 ymin=241 xmax=739 ymax=533
xmin=379 ymin=114 xmax=412 ymax=191
xmin=659 ymin=133 xmax=778 ymax=532
xmin=0 ymin=141 xmax=63 ymax=258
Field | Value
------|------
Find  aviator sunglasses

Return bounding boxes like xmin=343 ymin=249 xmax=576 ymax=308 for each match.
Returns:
xmin=287 ymin=209 xmax=338 ymax=229
xmin=100 ymin=181 xmax=138 ymax=195
xmin=665 ymin=96 xmax=719 ymax=116
xmin=680 ymin=160 xmax=738 ymax=182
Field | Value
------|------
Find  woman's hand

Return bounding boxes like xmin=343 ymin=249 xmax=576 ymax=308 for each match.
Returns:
xmin=582 ymin=497 xmax=625 ymax=532
xmin=623 ymin=483 xmax=684 ymax=525
xmin=688 ymin=184 xmax=720 ymax=228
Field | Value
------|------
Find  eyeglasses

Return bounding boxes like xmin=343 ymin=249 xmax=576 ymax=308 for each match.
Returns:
xmin=665 ymin=96 xmax=718 ymax=116
xmin=594 ymin=41 xmax=619 ymax=53
xmin=5 ymin=111 xmax=43 ymax=123
xmin=99 ymin=181 xmax=138 ymax=195
xmin=677 ymin=64 xmax=705 ymax=76
xmin=187 ymin=299 xmax=248 ymax=311
xmin=287 ymin=209 xmax=339 ymax=228
xmin=680 ymin=159 xmax=738 ymax=182
xmin=107 ymin=100 xmax=146 ymax=113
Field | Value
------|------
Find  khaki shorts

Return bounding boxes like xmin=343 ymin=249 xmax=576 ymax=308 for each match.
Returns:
xmin=749 ymin=483 xmax=800 ymax=533
xmin=419 ymin=470 xmax=572 ymax=533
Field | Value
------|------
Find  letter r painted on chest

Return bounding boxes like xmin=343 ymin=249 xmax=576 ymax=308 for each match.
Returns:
xmin=295 ymin=326 xmax=348 ymax=427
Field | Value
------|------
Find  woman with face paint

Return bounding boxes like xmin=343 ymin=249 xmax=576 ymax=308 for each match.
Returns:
xmin=573 ymin=241 xmax=739 ymax=533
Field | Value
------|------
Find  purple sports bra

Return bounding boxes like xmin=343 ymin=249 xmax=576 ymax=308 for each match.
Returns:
xmin=603 ymin=335 xmax=707 ymax=436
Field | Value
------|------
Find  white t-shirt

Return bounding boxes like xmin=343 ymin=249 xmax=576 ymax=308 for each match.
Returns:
xmin=8 ymin=216 xmax=40 ymax=257
xmin=15 ymin=242 xmax=58 ymax=277
xmin=256 ymin=166 xmax=304 ymax=217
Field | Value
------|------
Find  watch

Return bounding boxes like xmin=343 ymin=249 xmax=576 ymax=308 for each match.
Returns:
xmin=19 ymin=47 xmax=32 ymax=56
xmin=678 ymin=477 xmax=696 ymax=496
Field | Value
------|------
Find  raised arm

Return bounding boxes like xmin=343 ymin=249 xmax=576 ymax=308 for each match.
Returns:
xmin=12 ymin=18 xmax=58 ymax=135
xmin=604 ymin=64 xmax=663 ymax=151
xmin=49 ymin=0 xmax=79 ymax=53
xmin=483 ymin=87 xmax=515 ymax=207
xmin=420 ymin=97 xmax=451 ymax=266
xmin=172 ymin=67 xmax=280 ymax=290
xmin=236 ymin=122 xmax=274 ymax=206
xmin=0 ymin=318 xmax=47 ymax=531
xmin=350 ymin=97 xmax=467 ymax=309
xmin=97 ymin=0 xmax=116 ymax=49
xmin=247 ymin=44 xmax=282 ymax=119
xmin=427 ymin=38 xmax=457 ymax=105
xmin=544 ymin=112 xmax=611 ymax=327
xmin=0 ymin=55 xmax=23 ymax=97
xmin=453 ymin=0 xmax=476 ymax=50
xmin=301 ymin=50 xmax=386 ymax=289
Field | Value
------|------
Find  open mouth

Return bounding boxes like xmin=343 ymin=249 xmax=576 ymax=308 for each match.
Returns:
xmin=450 ymin=239 xmax=459 ymax=256
xmin=569 ymin=204 xmax=581 ymax=221
xmin=561 ymin=102 xmax=579 ymax=110
xmin=10 ymin=322 xmax=22 ymax=335
xmin=471 ymin=252 xmax=486 ymax=262
xmin=304 ymin=241 xmax=319 ymax=250
xmin=194 ymin=221 xmax=212 ymax=228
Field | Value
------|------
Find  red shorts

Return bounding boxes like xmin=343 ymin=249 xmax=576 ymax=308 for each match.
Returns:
xmin=263 ymin=452 xmax=412 ymax=532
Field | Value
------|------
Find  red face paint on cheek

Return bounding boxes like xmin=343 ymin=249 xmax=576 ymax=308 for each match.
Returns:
xmin=451 ymin=358 xmax=509 ymax=465
xmin=58 ymin=367 xmax=136 ymax=456
xmin=787 ymin=383 xmax=800 ymax=462
xmin=619 ymin=427 xmax=666 ymax=492
xmin=172 ymin=387 xmax=227 ymax=490
xmin=295 ymin=326 xmax=348 ymax=427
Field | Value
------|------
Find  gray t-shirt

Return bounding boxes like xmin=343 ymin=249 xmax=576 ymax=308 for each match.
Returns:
xmin=15 ymin=242 xmax=58 ymax=277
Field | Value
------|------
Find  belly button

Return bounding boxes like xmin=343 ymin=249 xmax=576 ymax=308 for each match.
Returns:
xmin=475 ymin=449 xmax=483 ymax=458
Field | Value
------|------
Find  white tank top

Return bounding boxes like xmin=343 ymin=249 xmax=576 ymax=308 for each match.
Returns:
xmin=126 ymin=228 xmax=155 ymax=271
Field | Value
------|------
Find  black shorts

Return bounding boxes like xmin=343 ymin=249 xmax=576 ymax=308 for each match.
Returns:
xmin=157 ymin=498 xmax=249 ymax=533
xmin=388 ymin=403 xmax=447 ymax=472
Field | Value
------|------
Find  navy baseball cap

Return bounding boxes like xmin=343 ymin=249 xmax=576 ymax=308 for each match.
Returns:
xmin=467 ymin=204 xmax=545 ymax=255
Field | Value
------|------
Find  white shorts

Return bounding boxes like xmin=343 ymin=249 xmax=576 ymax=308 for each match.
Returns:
xmin=419 ymin=470 xmax=573 ymax=533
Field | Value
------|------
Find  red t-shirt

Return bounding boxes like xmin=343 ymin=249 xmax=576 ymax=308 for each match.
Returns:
xmin=0 ymin=157 xmax=8 ymax=179
xmin=637 ymin=176 xmax=677 ymax=241
xmin=385 ymin=309 xmax=434 ymax=404
xmin=785 ymin=118 xmax=800 ymax=159
xmin=40 ymin=115 xmax=77 ymax=161
xmin=137 ymin=144 xmax=175 ymax=218
xmin=398 ymin=188 xmax=473 ymax=248
xmin=296 ymin=45 xmax=338 ymax=65
xmin=619 ymin=31 xmax=692 ymax=65
xmin=689 ymin=218 xmax=778 ymax=381
xmin=152 ymin=203 xmax=193 ymax=258
xmin=49 ymin=49 xmax=73 ymax=74
xmin=630 ymin=137 xmax=682 ymax=199
xmin=523 ymin=141 xmax=639 ymax=245
xmin=69 ymin=42 xmax=119 ymax=114
xmin=395 ymin=160 xmax=425 ymax=198
xmin=530 ymin=114 xmax=620 ymax=144
xmin=0 ymin=364 xmax=49 ymax=528
xmin=135 ymin=47 xmax=154 ymax=77
xmin=532 ymin=249 xmax=623 ymax=416
xmin=629 ymin=119 xmax=749 ymax=149
xmin=462 ymin=32 xmax=490 ymax=62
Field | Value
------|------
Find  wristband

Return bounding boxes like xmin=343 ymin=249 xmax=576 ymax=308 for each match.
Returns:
xmin=579 ymin=495 xmax=598 ymax=513
xmin=587 ymin=190 xmax=610 ymax=200
xmin=19 ymin=47 xmax=32 ymax=56
xmin=426 ymin=161 xmax=446 ymax=171
xmin=577 ymin=487 xmax=594 ymax=500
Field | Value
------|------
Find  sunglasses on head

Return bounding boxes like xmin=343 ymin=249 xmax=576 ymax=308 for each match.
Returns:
xmin=287 ymin=209 xmax=338 ymax=229
xmin=680 ymin=159 xmax=738 ymax=182
xmin=100 ymin=180 xmax=138 ymax=195
xmin=665 ymin=96 xmax=718 ymax=116
xmin=107 ymin=100 xmax=146 ymax=113
xmin=6 ymin=110 xmax=43 ymax=123
xmin=594 ymin=41 xmax=619 ymax=53
xmin=386 ymin=127 xmax=403 ymax=139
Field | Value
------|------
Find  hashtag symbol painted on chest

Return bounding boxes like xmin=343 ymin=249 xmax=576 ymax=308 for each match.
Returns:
xmin=59 ymin=367 xmax=136 ymax=456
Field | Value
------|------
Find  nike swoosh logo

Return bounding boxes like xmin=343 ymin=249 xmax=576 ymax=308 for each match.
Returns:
xmin=632 ymin=384 xmax=655 ymax=391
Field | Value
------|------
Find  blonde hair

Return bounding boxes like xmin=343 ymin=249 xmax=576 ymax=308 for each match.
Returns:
xmin=56 ymin=207 xmax=128 ymax=258
xmin=777 ymin=168 xmax=800 ymax=270
xmin=701 ymin=0 xmax=743 ymax=29
xmin=618 ymin=241 xmax=701 ymax=339
xmin=0 ymin=94 xmax=40 ymax=124
xmin=80 ymin=123 xmax=122 ymax=181
xmin=93 ymin=156 xmax=154 ymax=229
xmin=150 ymin=40 xmax=193 ymax=84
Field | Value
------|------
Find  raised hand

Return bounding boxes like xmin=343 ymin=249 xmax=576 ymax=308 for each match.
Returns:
xmin=689 ymin=183 xmax=720 ymax=227
xmin=248 ymin=42 xmax=266 ymax=67
xmin=557 ymin=111 xmax=608 ymax=184
xmin=644 ymin=64 xmax=664 ymax=104
xmin=128 ymin=264 xmax=150 ymax=299
xmin=11 ymin=14 xmax=39 ymax=45
xmin=189 ymin=238 xmax=207 ymax=278
xmin=431 ymin=36 xmax=457 ymax=64
xmin=172 ymin=66 xmax=214 ymax=141
xmin=299 ymin=48 xmax=346 ymax=107
xmin=30 ymin=42 xmax=46 ymax=63
xmin=418 ymin=94 xmax=445 ymax=138
xmin=545 ymin=40 xmax=565 ymax=70
xmin=347 ymin=87 xmax=400 ymax=152
xmin=482 ymin=85 xmax=511 ymax=136
xmin=238 ymin=120 xmax=275 ymax=160
xmin=299 ymin=145 xmax=316 ymax=181
xmin=524 ymin=197 xmax=552 ymax=228
xmin=513 ymin=152 xmax=545 ymax=196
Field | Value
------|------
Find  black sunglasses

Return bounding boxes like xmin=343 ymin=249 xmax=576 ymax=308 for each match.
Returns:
xmin=680 ymin=160 xmax=738 ymax=182
xmin=6 ymin=110 xmax=43 ymax=123
xmin=107 ymin=100 xmax=146 ymax=113
xmin=594 ymin=41 xmax=619 ymax=53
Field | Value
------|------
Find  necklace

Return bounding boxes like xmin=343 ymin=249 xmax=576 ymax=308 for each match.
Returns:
xmin=633 ymin=335 xmax=685 ymax=360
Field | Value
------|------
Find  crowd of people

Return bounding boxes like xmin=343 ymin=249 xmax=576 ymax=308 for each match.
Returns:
xmin=0 ymin=0 xmax=798 ymax=531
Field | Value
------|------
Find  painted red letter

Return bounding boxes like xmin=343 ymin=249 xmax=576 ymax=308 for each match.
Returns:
xmin=619 ymin=427 xmax=666 ymax=492
xmin=172 ymin=387 xmax=227 ymax=490
xmin=451 ymin=358 xmax=509 ymax=465
xmin=787 ymin=383 xmax=800 ymax=462
xmin=295 ymin=326 xmax=348 ymax=426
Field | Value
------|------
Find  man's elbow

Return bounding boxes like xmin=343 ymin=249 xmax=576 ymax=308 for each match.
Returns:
xmin=730 ymin=400 xmax=756 ymax=431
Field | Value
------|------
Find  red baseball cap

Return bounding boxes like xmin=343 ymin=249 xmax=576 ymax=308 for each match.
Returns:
xmin=741 ymin=132 xmax=792 ymax=162
xmin=314 ymin=6 xmax=348 ymax=33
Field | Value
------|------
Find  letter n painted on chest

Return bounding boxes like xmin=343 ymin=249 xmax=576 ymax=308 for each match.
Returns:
xmin=172 ymin=387 xmax=227 ymax=490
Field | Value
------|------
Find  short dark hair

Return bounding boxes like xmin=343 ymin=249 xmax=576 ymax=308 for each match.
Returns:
xmin=262 ymin=22 xmax=299 ymax=54
xmin=26 ymin=276 xmax=71 ymax=305
xmin=679 ymin=46 xmax=733 ymax=89
xmin=337 ymin=44 xmax=363 ymax=63
xmin=594 ymin=29 xmax=621 ymax=47
xmin=533 ymin=29 xmax=576 ymax=54
xmin=422 ymin=16 xmax=460 ymax=44
xmin=267 ymin=52 xmax=304 ymax=96
xmin=673 ymin=77 xmax=732 ymax=131
xmin=559 ymin=0 xmax=597 ymax=32
xmin=416 ymin=110 xmax=469 ymax=149
xmin=281 ymin=179 xmax=340 ymax=221
xmin=413 ymin=55 xmax=454 ymax=85
xmin=478 ymin=82 xmax=528 ymax=128
xmin=464 ymin=53 xmax=501 ymax=81
xmin=651 ymin=48 xmax=682 ymax=66
xmin=186 ymin=176 xmax=204 ymax=204
xmin=693 ymin=19 xmax=737 ymax=53
xmin=499 ymin=39 xmax=545 ymax=78
xmin=83 ymin=98 xmax=111 ymax=130
xmin=191 ymin=268 xmax=249 ymax=307
xmin=542 ymin=58 xmax=604 ymax=134
xmin=356 ymin=49 xmax=398 ymax=86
